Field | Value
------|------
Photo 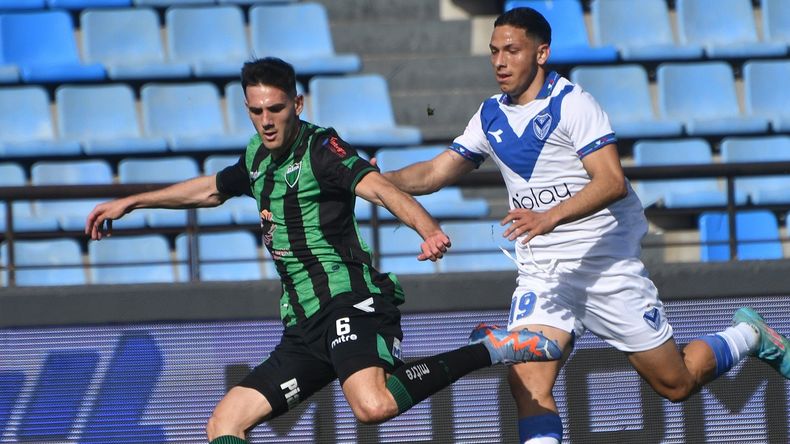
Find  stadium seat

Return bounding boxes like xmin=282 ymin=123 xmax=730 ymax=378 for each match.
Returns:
xmin=1 ymin=239 xmax=86 ymax=286
xmin=720 ymin=136 xmax=790 ymax=204
xmin=0 ymin=11 xmax=106 ymax=82
xmin=309 ymin=75 xmax=422 ymax=147
xmin=437 ymin=220 xmax=516 ymax=272
xmin=47 ymin=0 xmax=129 ymax=9
xmin=378 ymin=224 xmax=439 ymax=274
xmin=0 ymin=54 xmax=19 ymax=83
xmin=367 ymin=146 xmax=489 ymax=220
xmin=0 ymin=0 xmax=46 ymax=9
xmin=590 ymin=0 xmax=703 ymax=61
xmin=224 ymin=80 xmax=309 ymax=138
xmin=698 ymin=210 xmax=783 ymax=262
xmin=175 ymin=231 xmax=268 ymax=281
xmin=249 ymin=2 xmax=361 ymax=76
xmin=140 ymin=82 xmax=249 ymax=152
xmin=118 ymin=157 xmax=232 ymax=227
xmin=570 ymin=65 xmax=683 ymax=138
xmin=762 ymin=0 xmax=790 ymax=45
xmin=55 ymin=84 xmax=168 ymax=155
xmin=0 ymin=162 xmax=59 ymax=232
xmin=0 ymin=86 xmax=81 ymax=157
xmin=134 ymin=0 xmax=212 ymax=5
xmin=166 ymin=5 xmax=249 ymax=77
xmin=81 ymin=8 xmax=191 ymax=80
xmin=88 ymin=234 xmax=175 ymax=284
xmin=676 ymin=0 xmax=787 ymax=58
xmin=743 ymin=60 xmax=790 ymax=132
xmin=31 ymin=159 xmax=146 ymax=230
xmin=504 ymin=0 xmax=618 ymax=64
xmin=203 ymin=154 xmax=260 ymax=225
xmin=633 ymin=139 xmax=747 ymax=208
xmin=657 ymin=62 xmax=769 ymax=136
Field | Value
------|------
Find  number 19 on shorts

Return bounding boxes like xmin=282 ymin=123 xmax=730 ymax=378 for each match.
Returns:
xmin=509 ymin=292 xmax=537 ymax=326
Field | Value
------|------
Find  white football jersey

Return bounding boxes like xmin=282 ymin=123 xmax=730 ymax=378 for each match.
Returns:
xmin=451 ymin=72 xmax=647 ymax=262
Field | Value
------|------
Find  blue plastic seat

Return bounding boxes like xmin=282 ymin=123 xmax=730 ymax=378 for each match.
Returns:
xmin=699 ymin=210 xmax=783 ymax=262
xmin=633 ymin=139 xmax=746 ymax=208
xmin=504 ymin=0 xmax=618 ymax=64
xmin=570 ymin=65 xmax=683 ymax=138
xmin=118 ymin=156 xmax=232 ymax=227
xmin=47 ymin=0 xmax=129 ymax=8
xmin=1 ymin=239 xmax=85 ymax=286
xmin=134 ymin=0 xmax=212 ymax=5
xmin=0 ymin=11 xmax=105 ymax=82
xmin=88 ymin=234 xmax=175 ymax=284
xmin=591 ymin=0 xmax=703 ymax=61
xmin=657 ymin=62 xmax=769 ymax=136
xmin=56 ymin=84 xmax=168 ymax=155
xmin=81 ymin=8 xmax=191 ymax=80
xmin=175 ymin=231 xmax=267 ymax=281
xmin=720 ymin=136 xmax=790 ymax=204
xmin=676 ymin=0 xmax=787 ymax=58
xmin=762 ymin=0 xmax=790 ymax=45
xmin=166 ymin=5 xmax=249 ymax=77
xmin=249 ymin=2 xmax=361 ymax=76
xmin=743 ymin=60 xmax=790 ymax=133
xmin=309 ymin=75 xmax=422 ymax=147
xmin=377 ymin=224 xmax=438 ymax=274
xmin=203 ymin=154 xmax=260 ymax=225
xmin=0 ymin=0 xmax=46 ymax=10
xmin=366 ymin=146 xmax=488 ymax=220
xmin=224 ymin=80 xmax=309 ymax=138
xmin=31 ymin=159 xmax=146 ymax=230
xmin=0 ymin=86 xmax=81 ymax=157
xmin=0 ymin=162 xmax=59 ymax=232
xmin=437 ymin=220 xmax=516 ymax=273
xmin=141 ymin=82 xmax=249 ymax=152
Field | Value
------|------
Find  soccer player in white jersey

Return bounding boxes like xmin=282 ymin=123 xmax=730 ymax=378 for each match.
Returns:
xmin=380 ymin=7 xmax=790 ymax=444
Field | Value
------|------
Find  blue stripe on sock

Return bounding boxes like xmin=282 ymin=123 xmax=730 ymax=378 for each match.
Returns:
xmin=519 ymin=413 xmax=562 ymax=443
xmin=701 ymin=334 xmax=735 ymax=378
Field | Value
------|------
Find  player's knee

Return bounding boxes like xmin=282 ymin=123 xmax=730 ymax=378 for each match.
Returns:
xmin=351 ymin=398 xmax=398 ymax=425
xmin=206 ymin=410 xmax=244 ymax=440
xmin=653 ymin=380 xmax=696 ymax=403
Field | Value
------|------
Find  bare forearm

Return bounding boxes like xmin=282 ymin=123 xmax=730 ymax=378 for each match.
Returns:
xmin=382 ymin=161 xmax=440 ymax=196
xmin=380 ymin=189 xmax=442 ymax=239
xmin=547 ymin=176 xmax=627 ymax=226
xmin=127 ymin=175 xmax=225 ymax=210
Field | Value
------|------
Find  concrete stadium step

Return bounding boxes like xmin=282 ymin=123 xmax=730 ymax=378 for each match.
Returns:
xmin=361 ymin=54 xmax=498 ymax=92
xmin=390 ymin=89 xmax=492 ymax=142
xmin=332 ymin=19 xmax=471 ymax=55
xmin=320 ymin=0 xmax=441 ymax=22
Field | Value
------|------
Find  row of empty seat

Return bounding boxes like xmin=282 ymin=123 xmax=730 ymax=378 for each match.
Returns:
xmin=3 ymin=210 xmax=788 ymax=286
xmin=2 ymin=0 xmax=295 ymax=9
xmin=0 ymin=3 xmax=357 ymax=84
xmin=0 ymin=73 xmax=421 ymax=158
xmin=504 ymin=0 xmax=790 ymax=63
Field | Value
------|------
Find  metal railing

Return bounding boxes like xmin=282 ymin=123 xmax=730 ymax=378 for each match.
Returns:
xmin=2 ymin=161 xmax=790 ymax=286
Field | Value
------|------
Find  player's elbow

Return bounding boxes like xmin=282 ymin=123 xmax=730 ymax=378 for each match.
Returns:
xmin=351 ymin=399 xmax=398 ymax=425
xmin=609 ymin=178 xmax=628 ymax=202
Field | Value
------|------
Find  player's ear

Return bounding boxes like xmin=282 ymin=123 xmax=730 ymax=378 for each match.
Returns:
xmin=294 ymin=94 xmax=304 ymax=116
xmin=536 ymin=43 xmax=550 ymax=66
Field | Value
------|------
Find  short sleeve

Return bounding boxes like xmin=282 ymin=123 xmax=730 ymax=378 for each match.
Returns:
xmin=215 ymin=154 xmax=252 ymax=197
xmin=561 ymin=89 xmax=617 ymax=159
xmin=312 ymin=135 xmax=377 ymax=192
xmin=450 ymin=103 xmax=489 ymax=167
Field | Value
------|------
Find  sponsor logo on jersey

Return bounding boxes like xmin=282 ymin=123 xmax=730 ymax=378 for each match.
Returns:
xmin=392 ymin=337 xmax=402 ymax=361
xmin=643 ymin=307 xmax=661 ymax=331
xmin=324 ymin=136 xmax=347 ymax=158
xmin=330 ymin=332 xmax=358 ymax=349
xmin=353 ymin=297 xmax=375 ymax=313
xmin=533 ymin=112 xmax=552 ymax=140
xmin=280 ymin=378 xmax=301 ymax=409
xmin=285 ymin=162 xmax=301 ymax=188
xmin=487 ymin=129 xmax=504 ymax=143
xmin=511 ymin=183 xmax=572 ymax=210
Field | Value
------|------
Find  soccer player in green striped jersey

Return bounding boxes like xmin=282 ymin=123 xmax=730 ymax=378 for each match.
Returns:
xmin=85 ymin=57 xmax=560 ymax=444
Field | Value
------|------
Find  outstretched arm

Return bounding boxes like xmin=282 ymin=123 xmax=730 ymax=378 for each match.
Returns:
xmin=503 ymin=145 xmax=628 ymax=243
xmin=380 ymin=150 xmax=476 ymax=195
xmin=85 ymin=175 xmax=226 ymax=240
xmin=355 ymin=171 xmax=451 ymax=261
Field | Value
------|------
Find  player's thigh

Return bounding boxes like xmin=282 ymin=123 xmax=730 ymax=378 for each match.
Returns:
xmin=210 ymin=386 xmax=273 ymax=431
xmin=237 ymin=331 xmax=337 ymax=419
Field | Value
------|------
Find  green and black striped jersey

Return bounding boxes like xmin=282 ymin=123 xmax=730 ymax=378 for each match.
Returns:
xmin=216 ymin=121 xmax=404 ymax=326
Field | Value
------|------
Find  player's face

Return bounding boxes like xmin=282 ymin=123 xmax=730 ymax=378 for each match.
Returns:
xmin=244 ymin=84 xmax=304 ymax=155
xmin=489 ymin=25 xmax=549 ymax=104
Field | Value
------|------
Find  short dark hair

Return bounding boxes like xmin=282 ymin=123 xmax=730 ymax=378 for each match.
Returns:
xmin=495 ymin=7 xmax=552 ymax=45
xmin=240 ymin=57 xmax=297 ymax=98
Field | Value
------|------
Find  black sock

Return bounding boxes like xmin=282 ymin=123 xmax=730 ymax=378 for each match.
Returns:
xmin=385 ymin=343 xmax=491 ymax=414
xmin=209 ymin=436 xmax=247 ymax=444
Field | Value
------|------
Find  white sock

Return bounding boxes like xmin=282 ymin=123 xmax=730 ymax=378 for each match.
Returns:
xmin=716 ymin=323 xmax=760 ymax=362
xmin=524 ymin=438 xmax=560 ymax=444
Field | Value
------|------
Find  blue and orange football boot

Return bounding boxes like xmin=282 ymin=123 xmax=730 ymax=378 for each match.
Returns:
xmin=733 ymin=307 xmax=790 ymax=379
xmin=469 ymin=323 xmax=561 ymax=365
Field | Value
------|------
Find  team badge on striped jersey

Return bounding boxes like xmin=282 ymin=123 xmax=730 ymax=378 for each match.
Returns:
xmin=285 ymin=162 xmax=301 ymax=188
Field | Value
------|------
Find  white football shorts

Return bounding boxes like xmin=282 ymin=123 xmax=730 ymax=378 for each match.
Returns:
xmin=507 ymin=255 xmax=673 ymax=352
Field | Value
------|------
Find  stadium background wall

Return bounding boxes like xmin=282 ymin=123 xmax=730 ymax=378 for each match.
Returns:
xmin=2 ymin=261 xmax=790 ymax=443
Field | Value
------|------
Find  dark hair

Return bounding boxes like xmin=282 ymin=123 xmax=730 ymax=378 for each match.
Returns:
xmin=494 ymin=7 xmax=552 ymax=45
xmin=240 ymin=57 xmax=297 ymax=98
